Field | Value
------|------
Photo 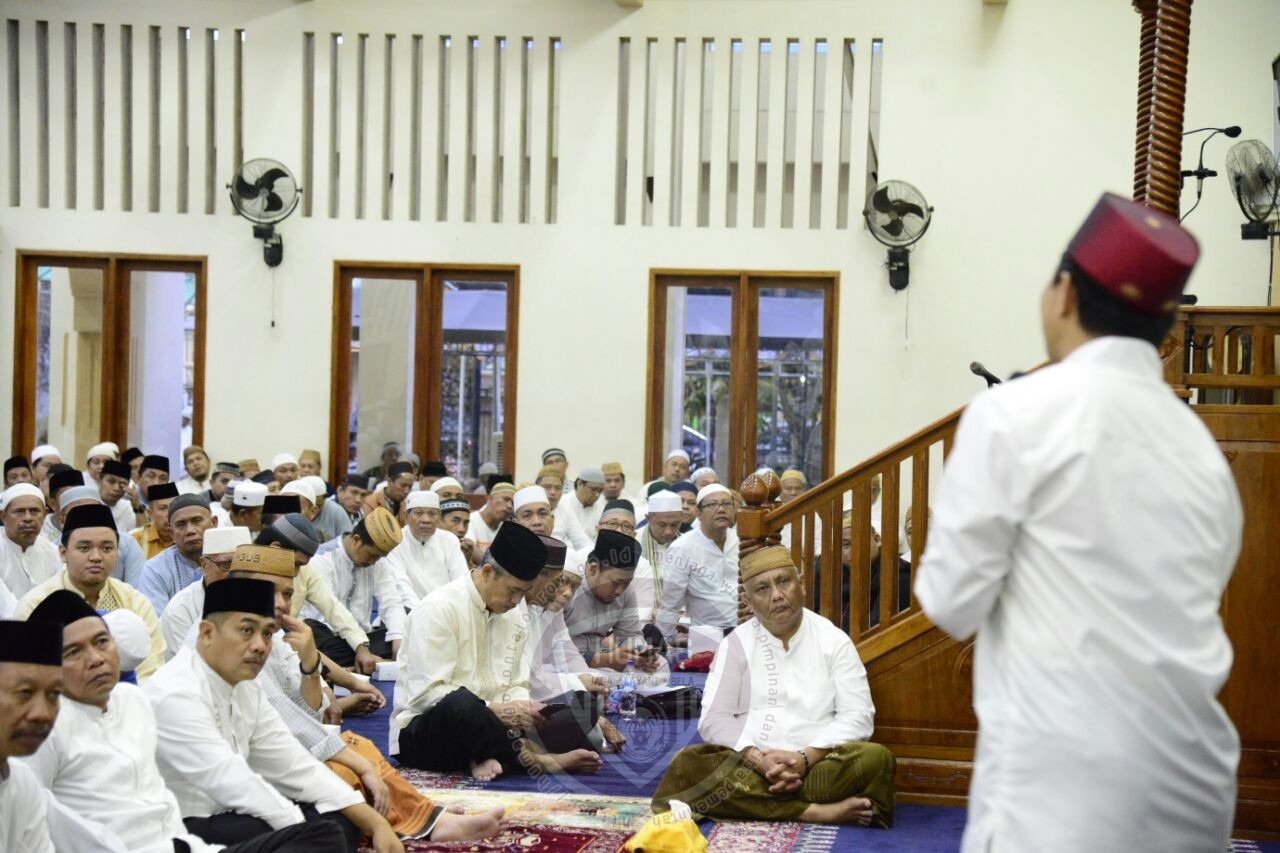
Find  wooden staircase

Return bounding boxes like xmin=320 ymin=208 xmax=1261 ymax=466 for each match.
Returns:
xmin=733 ymin=306 xmax=1280 ymax=839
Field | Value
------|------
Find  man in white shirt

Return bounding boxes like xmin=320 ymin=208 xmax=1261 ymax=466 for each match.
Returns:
xmin=21 ymin=590 xmax=346 ymax=853
xmin=654 ymin=483 xmax=741 ymax=641
xmin=230 ymin=480 xmax=269 ymax=536
xmin=384 ymin=491 xmax=469 ymax=606
xmin=0 ymin=484 xmax=61 ymax=598
xmin=564 ymin=467 xmax=605 ymax=538
xmin=98 ymin=459 xmax=137 ymax=533
xmin=301 ymin=507 xmax=404 ymax=667
xmin=161 ymin=526 xmax=252 ymax=657
xmin=654 ymin=546 xmax=895 ymax=826
xmin=392 ymin=522 xmax=601 ymax=780
xmin=437 ymin=497 xmax=477 ymax=564
xmin=176 ymin=446 xmax=213 ymax=495
xmin=466 ymin=482 xmax=513 ymax=553
xmin=540 ymin=466 xmax=592 ymax=551
xmin=636 ymin=490 xmax=683 ymax=618
xmin=915 ymin=193 xmax=1243 ymax=853
xmin=83 ymin=442 xmax=120 ymax=486
xmin=41 ymin=468 xmax=88 ymax=544
xmin=271 ymin=453 xmax=301 ymax=488
xmin=29 ymin=444 xmax=63 ymax=485
xmin=144 ymin=577 xmax=405 ymax=852
xmin=640 ymin=449 xmax=692 ymax=497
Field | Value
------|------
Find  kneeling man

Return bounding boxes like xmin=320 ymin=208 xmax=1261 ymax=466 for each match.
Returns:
xmin=653 ymin=546 xmax=895 ymax=826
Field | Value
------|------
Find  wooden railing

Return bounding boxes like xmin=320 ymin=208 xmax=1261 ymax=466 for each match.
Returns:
xmin=1163 ymin=307 xmax=1280 ymax=406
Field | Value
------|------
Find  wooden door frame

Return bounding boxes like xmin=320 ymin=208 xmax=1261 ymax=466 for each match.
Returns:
xmin=329 ymin=261 xmax=520 ymax=484
xmin=644 ymin=269 xmax=838 ymax=486
xmin=11 ymin=250 xmax=208 ymax=457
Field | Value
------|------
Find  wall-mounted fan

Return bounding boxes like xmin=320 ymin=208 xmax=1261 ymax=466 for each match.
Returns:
xmin=227 ymin=158 xmax=301 ymax=267
xmin=1225 ymin=139 xmax=1280 ymax=239
xmin=864 ymin=180 xmax=933 ymax=290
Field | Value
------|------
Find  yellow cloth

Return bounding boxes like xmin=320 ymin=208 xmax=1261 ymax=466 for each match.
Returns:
xmin=624 ymin=812 xmax=708 ymax=853
xmin=325 ymin=732 xmax=437 ymax=838
xmin=131 ymin=525 xmax=171 ymax=560
xmin=14 ymin=571 xmax=166 ymax=680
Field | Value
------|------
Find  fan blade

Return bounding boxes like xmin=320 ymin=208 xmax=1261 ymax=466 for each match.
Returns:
xmin=256 ymin=168 xmax=289 ymax=191
xmin=883 ymin=219 xmax=905 ymax=238
xmin=871 ymin=187 xmax=895 ymax=214
xmin=263 ymin=192 xmax=284 ymax=213
xmin=234 ymin=175 xmax=259 ymax=199
xmin=890 ymin=200 xmax=926 ymax=220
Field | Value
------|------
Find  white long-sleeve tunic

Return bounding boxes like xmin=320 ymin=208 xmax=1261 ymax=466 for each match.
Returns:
xmin=915 ymin=337 xmax=1242 ymax=853
xmin=655 ymin=524 xmax=740 ymax=638
xmin=301 ymin=538 xmax=406 ymax=641
xmin=383 ymin=526 xmax=469 ymax=606
xmin=0 ymin=533 xmax=61 ymax=598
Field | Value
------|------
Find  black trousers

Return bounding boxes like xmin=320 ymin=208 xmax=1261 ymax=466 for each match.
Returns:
xmin=394 ymin=687 xmax=598 ymax=774
xmin=306 ymin=620 xmax=392 ymax=668
xmin=182 ymin=804 xmax=360 ymax=853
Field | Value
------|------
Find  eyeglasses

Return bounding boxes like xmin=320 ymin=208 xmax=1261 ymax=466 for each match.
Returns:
xmin=599 ymin=519 xmax=636 ymax=533
xmin=701 ymin=501 xmax=734 ymax=511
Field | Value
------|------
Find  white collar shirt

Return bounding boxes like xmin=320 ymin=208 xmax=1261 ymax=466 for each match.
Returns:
xmin=523 ymin=603 xmax=592 ymax=701
xmin=565 ymin=496 xmax=604 ymax=541
xmin=0 ymin=533 xmax=62 ymax=598
xmin=654 ymin=524 xmax=740 ymax=637
xmin=699 ymin=609 xmax=874 ymax=753
xmin=384 ymin=526 xmax=470 ymax=606
xmin=551 ymin=501 xmax=593 ymax=551
xmin=143 ymin=646 xmax=361 ymax=828
xmin=301 ymin=538 xmax=406 ymax=641
xmin=914 ymin=337 xmax=1243 ymax=852
xmin=160 ymin=580 xmax=206 ymax=659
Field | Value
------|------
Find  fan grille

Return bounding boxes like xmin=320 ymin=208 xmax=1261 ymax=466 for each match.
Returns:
xmin=864 ymin=180 xmax=932 ymax=248
xmin=228 ymin=158 xmax=301 ymax=225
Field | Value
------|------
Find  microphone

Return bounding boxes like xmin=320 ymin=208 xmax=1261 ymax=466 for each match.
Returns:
xmin=970 ymin=361 xmax=1002 ymax=387
xmin=1182 ymin=125 xmax=1242 ymax=137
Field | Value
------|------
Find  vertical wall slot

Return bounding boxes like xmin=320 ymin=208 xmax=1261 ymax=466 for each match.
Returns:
xmin=91 ymin=23 xmax=103 ymax=209
xmin=518 ymin=37 xmax=531 ymax=223
xmin=864 ymin=38 xmax=884 ymax=212
xmin=753 ymin=39 xmax=770 ymax=228
xmin=669 ymin=38 xmax=686 ymax=226
xmin=725 ymin=38 xmax=742 ymax=227
xmin=614 ymin=38 xmax=630 ymax=225
xmin=546 ymin=37 xmax=561 ymax=223
xmin=233 ymin=30 xmax=244 ymax=171
xmin=6 ymin=20 xmax=18 ymax=206
xmin=641 ymin=38 xmax=656 ymax=226
xmin=177 ymin=28 xmax=189 ymax=214
xmin=122 ymin=25 xmax=134 ymax=212
xmin=354 ymin=33 xmax=367 ymax=219
xmin=35 ymin=20 xmax=48 ymax=208
xmin=381 ymin=34 xmax=394 ymax=220
xmin=780 ymin=39 xmax=798 ymax=228
xmin=492 ymin=36 xmax=505 ymax=222
xmin=328 ymin=33 xmax=341 ymax=218
xmin=809 ymin=39 xmax=826 ymax=228
xmin=147 ymin=26 xmax=160 ymax=212
xmin=463 ymin=35 xmax=477 ymax=221
xmin=696 ymin=38 xmax=713 ymax=227
xmin=836 ymin=39 xmax=854 ymax=229
xmin=300 ymin=32 xmax=313 ymax=216
xmin=408 ymin=34 xmax=422 ymax=220
xmin=435 ymin=35 xmax=449 ymax=221
xmin=63 ymin=23 xmax=77 ymax=209
xmin=203 ymin=27 xmax=215 ymax=214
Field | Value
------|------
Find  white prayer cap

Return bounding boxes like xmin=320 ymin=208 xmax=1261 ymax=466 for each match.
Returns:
xmin=0 ymin=483 xmax=45 ymax=509
xmin=690 ymin=466 xmax=716 ymax=482
xmin=646 ymin=490 xmax=683 ymax=513
xmin=563 ymin=556 xmax=586 ymax=578
xmin=270 ymin=453 xmax=298 ymax=469
xmin=513 ymin=485 xmax=549 ymax=511
xmin=30 ymin=444 xmax=61 ymax=463
xmin=86 ymin=442 xmax=120 ymax=461
xmin=665 ymin=449 xmax=690 ymax=463
xmin=203 ymin=525 xmax=251 ymax=556
xmin=695 ymin=483 xmax=732 ymax=506
xmin=281 ymin=480 xmax=316 ymax=505
xmin=478 ymin=461 xmax=499 ymax=477
xmin=102 ymin=610 xmax=151 ymax=672
xmin=429 ymin=477 xmax=462 ymax=494
xmin=301 ymin=476 xmax=329 ymax=499
xmin=405 ymin=491 xmax=440 ymax=511
xmin=233 ymin=481 xmax=268 ymax=507
xmin=576 ymin=466 xmax=605 ymax=485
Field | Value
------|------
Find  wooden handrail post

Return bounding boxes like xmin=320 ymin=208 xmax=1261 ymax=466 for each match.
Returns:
xmin=1132 ymin=0 xmax=1193 ymax=217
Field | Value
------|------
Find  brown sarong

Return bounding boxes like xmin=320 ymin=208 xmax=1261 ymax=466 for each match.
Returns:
xmin=325 ymin=731 xmax=438 ymax=837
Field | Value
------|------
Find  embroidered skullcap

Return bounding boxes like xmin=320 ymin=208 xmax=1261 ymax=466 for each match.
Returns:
xmin=513 ymin=486 xmax=549 ymax=511
xmin=590 ymin=529 xmax=640 ymax=571
xmin=214 ymin=462 xmax=242 ymax=476
xmin=202 ymin=577 xmax=275 ymax=619
xmin=0 ymin=620 xmax=63 ymax=665
xmin=147 ymin=483 xmax=180 ymax=502
xmin=237 ymin=459 xmax=261 ymax=472
xmin=601 ymin=462 xmax=623 ymax=476
xmin=488 ymin=481 xmax=516 ymax=498
xmin=361 ymin=507 xmax=402 ymax=554
xmin=230 ymin=544 xmax=298 ymax=578
xmin=541 ymin=447 xmax=567 ymax=463
xmin=739 ymin=545 xmax=797 ymax=583
xmin=439 ymin=498 xmax=471 ymax=516
xmin=478 ymin=462 xmax=499 ymax=478
xmin=182 ymin=445 xmax=207 ymax=463
xmin=203 ymin=525 xmax=252 ymax=556
xmin=646 ymin=491 xmax=682 ymax=513
xmin=535 ymin=465 xmax=564 ymax=484
xmin=780 ymin=469 xmax=806 ymax=485
xmin=405 ymin=491 xmax=440 ymax=511
xmin=487 ymin=521 xmax=547 ymax=582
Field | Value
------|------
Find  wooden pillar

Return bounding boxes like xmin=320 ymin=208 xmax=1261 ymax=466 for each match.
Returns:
xmin=1132 ymin=0 xmax=1193 ymax=217
xmin=736 ymin=469 xmax=782 ymax=622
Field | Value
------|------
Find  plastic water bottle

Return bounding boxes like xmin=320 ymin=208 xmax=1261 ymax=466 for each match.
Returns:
xmin=619 ymin=661 xmax=638 ymax=719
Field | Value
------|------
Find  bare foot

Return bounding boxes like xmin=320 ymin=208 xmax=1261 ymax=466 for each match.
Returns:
xmin=800 ymin=796 xmax=874 ymax=825
xmin=429 ymin=807 xmax=506 ymax=842
xmin=337 ymin=694 xmax=380 ymax=717
xmin=469 ymin=757 xmax=504 ymax=781
xmin=524 ymin=746 xmax=603 ymax=775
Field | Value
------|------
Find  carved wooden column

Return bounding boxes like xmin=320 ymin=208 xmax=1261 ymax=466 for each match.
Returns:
xmin=736 ymin=469 xmax=782 ymax=623
xmin=1132 ymin=0 xmax=1194 ymax=216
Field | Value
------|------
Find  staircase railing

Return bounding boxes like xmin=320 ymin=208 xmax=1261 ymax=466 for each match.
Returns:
xmin=1164 ymin=307 xmax=1280 ymax=407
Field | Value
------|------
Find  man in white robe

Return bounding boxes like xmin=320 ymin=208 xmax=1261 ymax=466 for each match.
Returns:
xmin=655 ymin=484 xmax=741 ymax=641
xmin=635 ymin=490 xmax=683 ymax=621
xmin=20 ymin=590 xmax=346 ymax=853
xmin=144 ymin=577 xmax=405 ymax=852
xmin=83 ymin=442 xmax=120 ymax=487
xmin=564 ymin=467 xmax=605 ymax=539
xmin=915 ymin=193 xmax=1243 ymax=852
xmin=98 ymin=459 xmax=137 ymax=533
xmin=466 ymin=481 xmax=513 ymax=553
xmin=176 ymin=445 xmax=213 ymax=495
xmin=0 ymin=484 xmax=61 ymax=598
xmin=383 ymin=491 xmax=468 ymax=606
xmin=538 ymin=465 xmax=592 ymax=551
xmin=161 ymin=525 xmax=252 ymax=657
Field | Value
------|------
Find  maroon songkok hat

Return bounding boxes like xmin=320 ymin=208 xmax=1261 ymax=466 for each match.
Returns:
xmin=1065 ymin=193 xmax=1199 ymax=317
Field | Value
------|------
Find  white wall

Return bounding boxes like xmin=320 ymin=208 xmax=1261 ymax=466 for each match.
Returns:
xmin=1 ymin=0 xmax=1277 ymax=482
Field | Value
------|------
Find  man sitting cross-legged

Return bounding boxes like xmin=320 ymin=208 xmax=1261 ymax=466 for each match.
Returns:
xmin=143 ymin=577 xmax=406 ymax=852
xmin=392 ymin=521 xmax=602 ymax=781
xmin=653 ymin=545 xmax=896 ymax=827
xmin=19 ymin=591 xmax=348 ymax=853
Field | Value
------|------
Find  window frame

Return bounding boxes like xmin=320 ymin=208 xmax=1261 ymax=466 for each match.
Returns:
xmin=328 ymin=260 xmax=520 ymax=483
xmin=644 ymin=268 xmax=838 ymax=487
xmin=10 ymin=250 xmax=208 ymax=457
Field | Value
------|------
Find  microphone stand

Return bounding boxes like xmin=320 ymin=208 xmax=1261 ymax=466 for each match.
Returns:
xmin=1179 ymin=130 xmax=1222 ymax=223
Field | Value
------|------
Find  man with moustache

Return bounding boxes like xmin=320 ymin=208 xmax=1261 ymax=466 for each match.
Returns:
xmin=0 ymin=484 xmax=61 ymax=598
xmin=383 ymin=491 xmax=469 ymax=605
xmin=655 ymin=483 xmax=741 ymax=641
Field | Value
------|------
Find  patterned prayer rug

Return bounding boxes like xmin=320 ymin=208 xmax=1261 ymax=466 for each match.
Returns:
xmin=397 ymin=823 xmax=632 ymax=852
xmin=401 ymin=773 xmax=654 ymax=832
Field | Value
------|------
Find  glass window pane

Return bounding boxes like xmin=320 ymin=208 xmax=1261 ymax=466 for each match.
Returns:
xmin=36 ymin=266 xmax=104 ymax=462
xmin=663 ymin=285 xmax=732 ymax=474
xmin=755 ymin=286 xmax=825 ymax=485
xmin=127 ymin=271 xmax=197 ymax=464
xmin=439 ymin=279 xmax=506 ymax=486
xmin=350 ymin=277 xmax=417 ymax=477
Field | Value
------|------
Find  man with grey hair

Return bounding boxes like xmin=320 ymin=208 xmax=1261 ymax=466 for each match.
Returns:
xmin=565 ymin=466 xmax=605 ymax=539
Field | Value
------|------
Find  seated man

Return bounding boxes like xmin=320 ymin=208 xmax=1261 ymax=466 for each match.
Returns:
xmin=540 ymin=466 xmax=591 ymax=551
xmin=334 ymin=474 xmax=369 ymax=531
xmin=20 ymin=591 xmax=347 ymax=853
xmin=839 ymin=514 xmax=912 ymax=632
xmin=563 ymin=529 xmax=667 ymax=681
xmin=98 ymin=459 xmax=137 ymax=533
xmin=144 ymin=577 xmax=405 ymax=852
xmin=161 ymin=525 xmax=253 ymax=656
xmin=383 ymin=491 xmax=469 ymax=605
xmin=300 ymin=508 xmax=404 ymax=668
xmin=137 ymin=493 xmax=214 ymax=615
xmin=3 ymin=455 xmax=33 ymax=486
xmin=0 ymin=482 xmax=62 ymax=597
xmin=53 ymin=485 xmax=148 ymax=590
xmin=230 ymin=480 xmax=269 ymax=536
xmin=437 ymin=497 xmax=477 ymax=564
xmin=392 ymin=522 xmax=601 ymax=780
xmin=466 ymin=482 xmax=514 ymax=553
xmin=654 ymin=484 xmax=741 ymax=642
xmin=654 ymin=546 xmax=896 ymax=827
xmin=133 ymin=481 xmax=179 ymax=560
xmin=16 ymin=504 xmax=166 ymax=680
